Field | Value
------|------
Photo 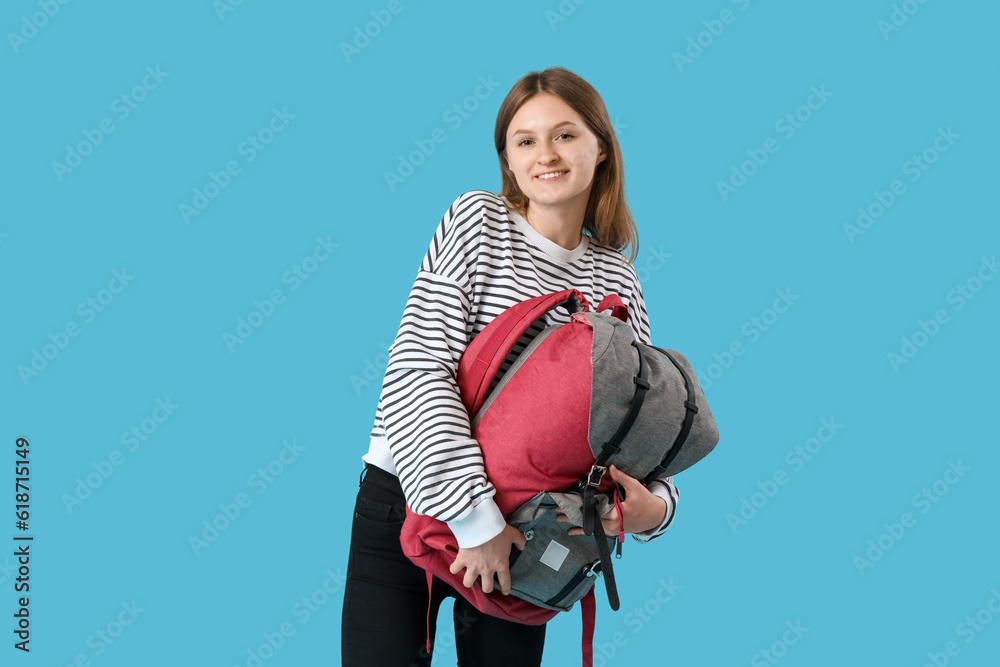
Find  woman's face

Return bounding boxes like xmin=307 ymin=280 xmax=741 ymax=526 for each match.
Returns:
xmin=504 ymin=92 xmax=606 ymax=212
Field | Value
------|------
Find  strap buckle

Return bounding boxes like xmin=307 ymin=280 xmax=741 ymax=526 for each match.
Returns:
xmin=586 ymin=465 xmax=607 ymax=487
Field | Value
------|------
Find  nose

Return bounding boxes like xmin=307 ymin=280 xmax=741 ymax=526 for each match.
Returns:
xmin=537 ymin=139 xmax=560 ymax=164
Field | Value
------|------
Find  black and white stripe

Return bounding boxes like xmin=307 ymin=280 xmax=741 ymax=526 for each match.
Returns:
xmin=371 ymin=190 xmax=676 ymax=534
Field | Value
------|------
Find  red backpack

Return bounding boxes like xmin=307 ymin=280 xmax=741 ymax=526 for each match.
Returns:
xmin=400 ymin=289 xmax=719 ymax=664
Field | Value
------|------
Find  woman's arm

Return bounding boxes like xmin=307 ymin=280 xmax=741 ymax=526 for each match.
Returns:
xmin=556 ymin=467 xmax=677 ymax=538
xmin=379 ymin=192 xmax=508 ymax=549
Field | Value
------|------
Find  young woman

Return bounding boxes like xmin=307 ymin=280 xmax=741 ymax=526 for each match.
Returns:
xmin=341 ymin=66 xmax=680 ymax=667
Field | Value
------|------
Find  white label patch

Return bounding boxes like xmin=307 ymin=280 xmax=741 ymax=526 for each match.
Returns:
xmin=539 ymin=540 xmax=570 ymax=571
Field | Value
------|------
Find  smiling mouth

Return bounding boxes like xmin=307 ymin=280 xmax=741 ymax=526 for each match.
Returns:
xmin=536 ymin=170 xmax=568 ymax=180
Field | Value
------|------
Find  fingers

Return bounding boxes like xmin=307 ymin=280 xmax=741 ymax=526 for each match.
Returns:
xmin=458 ymin=563 xmax=494 ymax=593
xmin=608 ymin=464 xmax=639 ymax=489
xmin=495 ymin=564 xmax=511 ymax=595
xmin=462 ymin=570 xmax=493 ymax=593
xmin=450 ymin=554 xmax=481 ymax=590
xmin=512 ymin=528 xmax=527 ymax=551
xmin=568 ymin=517 xmax=618 ymax=536
xmin=476 ymin=560 xmax=512 ymax=595
xmin=451 ymin=557 xmax=509 ymax=594
xmin=479 ymin=569 xmax=495 ymax=594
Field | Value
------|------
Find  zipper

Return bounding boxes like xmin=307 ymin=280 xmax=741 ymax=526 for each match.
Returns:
xmin=545 ymin=560 xmax=602 ymax=608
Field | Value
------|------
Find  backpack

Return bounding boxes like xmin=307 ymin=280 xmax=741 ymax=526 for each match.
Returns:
xmin=399 ymin=289 xmax=720 ymax=664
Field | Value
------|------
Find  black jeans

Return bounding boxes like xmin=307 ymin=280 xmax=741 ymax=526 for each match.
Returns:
xmin=341 ymin=464 xmax=546 ymax=667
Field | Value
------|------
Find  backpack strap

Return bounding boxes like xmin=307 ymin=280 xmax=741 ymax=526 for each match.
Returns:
xmin=457 ymin=289 xmax=589 ymax=416
xmin=580 ymin=340 xmax=649 ymax=611
xmin=584 ymin=340 xmax=650 ymax=491
xmin=643 ymin=346 xmax=698 ymax=484
xmin=596 ymin=294 xmax=628 ymax=322
xmin=580 ymin=587 xmax=597 ymax=667
xmin=588 ymin=506 xmax=620 ymax=610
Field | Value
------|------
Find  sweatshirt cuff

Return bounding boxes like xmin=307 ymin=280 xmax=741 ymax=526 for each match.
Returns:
xmin=446 ymin=497 xmax=507 ymax=549
xmin=632 ymin=481 xmax=675 ymax=543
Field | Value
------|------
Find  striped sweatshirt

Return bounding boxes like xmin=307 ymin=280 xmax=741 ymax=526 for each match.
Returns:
xmin=364 ymin=190 xmax=679 ymax=548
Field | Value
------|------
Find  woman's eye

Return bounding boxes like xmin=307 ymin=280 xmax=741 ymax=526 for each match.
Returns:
xmin=517 ymin=134 xmax=572 ymax=147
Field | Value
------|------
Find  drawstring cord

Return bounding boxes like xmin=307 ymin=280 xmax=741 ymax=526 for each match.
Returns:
xmin=425 ymin=570 xmax=434 ymax=655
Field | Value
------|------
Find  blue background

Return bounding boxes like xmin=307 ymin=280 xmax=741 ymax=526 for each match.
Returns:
xmin=2 ymin=1 xmax=998 ymax=665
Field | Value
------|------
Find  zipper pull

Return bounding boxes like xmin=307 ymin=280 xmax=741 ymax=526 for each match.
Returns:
xmin=614 ymin=485 xmax=625 ymax=559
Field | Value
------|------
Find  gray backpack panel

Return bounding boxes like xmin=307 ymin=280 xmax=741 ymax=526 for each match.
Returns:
xmin=506 ymin=491 xmax=617 ymax=611
xmin=586 ymin=311 xmax=720 ymax=479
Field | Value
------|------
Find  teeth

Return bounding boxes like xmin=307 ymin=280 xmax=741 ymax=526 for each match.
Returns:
xmin=537 ymin=171 xmax=567 ymax=179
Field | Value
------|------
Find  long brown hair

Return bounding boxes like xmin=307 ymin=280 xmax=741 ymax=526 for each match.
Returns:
xmin=494 ymin=67 xmax=638 ymax=264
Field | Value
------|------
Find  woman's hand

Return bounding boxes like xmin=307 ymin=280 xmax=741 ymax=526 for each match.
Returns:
xmin=449 ymin=524 xmax=527 ymax=595
xmin=557 ymin=464 xmax=667 ymax=535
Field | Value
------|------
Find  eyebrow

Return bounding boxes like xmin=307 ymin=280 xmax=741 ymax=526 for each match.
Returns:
xmin=510 ymin=121 xmax=578 ymax=137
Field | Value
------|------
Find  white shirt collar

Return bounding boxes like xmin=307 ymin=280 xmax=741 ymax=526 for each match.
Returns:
xmin=500 ymin=195 xmax=590 ymax=264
